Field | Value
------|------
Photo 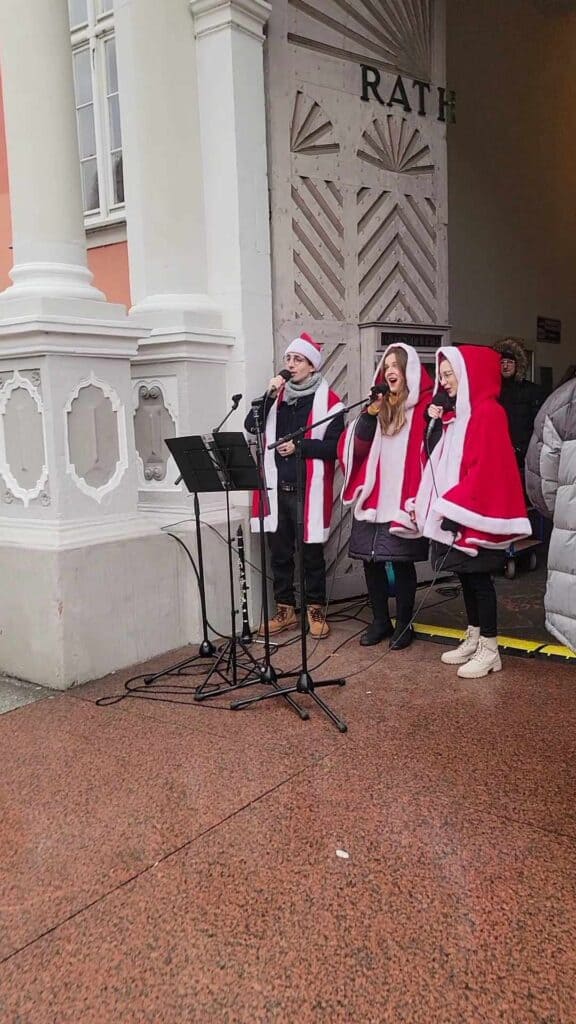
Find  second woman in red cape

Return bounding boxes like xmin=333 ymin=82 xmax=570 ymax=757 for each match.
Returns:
xmin=339 ymin=343 xmax=432 ymax=650
xmin=415 ymin=345 xmax=531 ymax=678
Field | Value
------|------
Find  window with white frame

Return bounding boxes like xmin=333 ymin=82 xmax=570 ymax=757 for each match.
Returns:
xmin=68 ymin=0 xmax=124 ymax=225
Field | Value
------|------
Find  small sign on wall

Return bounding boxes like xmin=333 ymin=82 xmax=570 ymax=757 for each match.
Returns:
xmin=537 ymin=317 xmax=561 ymax=343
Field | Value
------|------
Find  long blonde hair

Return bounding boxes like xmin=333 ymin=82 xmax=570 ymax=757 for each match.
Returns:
xmin=378 ymin=346 xmax=409 ymax=435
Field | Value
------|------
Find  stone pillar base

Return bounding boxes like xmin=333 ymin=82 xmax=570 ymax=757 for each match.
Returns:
xmin=0 ymin=513 xmax=242 ymax=689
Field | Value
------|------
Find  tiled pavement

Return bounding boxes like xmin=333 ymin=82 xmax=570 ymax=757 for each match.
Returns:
xmin=1 ymin=615 xmax=575 ymax=1023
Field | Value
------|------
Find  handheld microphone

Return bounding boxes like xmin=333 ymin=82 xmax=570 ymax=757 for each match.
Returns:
xmin=268 ymin=368 xmax=292 ymax=396
xmin=426 ymin=389 xmax=454 ymax=443
xmin=369 ymin=381 xmax=390 ymax=403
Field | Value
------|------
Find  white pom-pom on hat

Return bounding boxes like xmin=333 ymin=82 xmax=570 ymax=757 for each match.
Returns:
xmin=284 ymin=332 xmax=323 ymax=370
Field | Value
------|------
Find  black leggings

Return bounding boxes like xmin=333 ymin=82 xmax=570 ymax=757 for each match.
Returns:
xmin=457 ymin=572 xmax=497 ymax=638
xmin=364 ymin=560 xmax=417 ymax=625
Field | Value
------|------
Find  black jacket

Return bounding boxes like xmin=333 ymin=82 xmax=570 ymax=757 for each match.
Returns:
xmin=499 ymin=377 xmax=544 ymax=463
xmin=244 ymin=391 xmax=344 ymax=485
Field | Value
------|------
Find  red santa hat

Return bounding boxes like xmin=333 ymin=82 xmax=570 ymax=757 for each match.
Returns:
xmin=284 ymin=332 xmax=323 ymax=370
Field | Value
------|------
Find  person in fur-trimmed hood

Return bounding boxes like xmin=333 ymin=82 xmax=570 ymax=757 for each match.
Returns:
xmin=415 ymin=345 xmax=531 ymax=678
xmin=526 ymin=376 xmax=576 ymax=653
xmin=339 ymin=343 xmax=432 ymax=650
xmin=245 ymin=333 xmax=344 ymax=639
xmin=493 ymin=337 xmax=544 ymax=472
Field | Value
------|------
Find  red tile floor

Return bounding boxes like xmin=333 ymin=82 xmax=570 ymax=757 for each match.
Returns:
xmin=1 ymin=618 xmax=575 ymax=1023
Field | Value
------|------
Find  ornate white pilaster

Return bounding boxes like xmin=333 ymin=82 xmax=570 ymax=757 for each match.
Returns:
xmin=114 ymin=0 xmax=220 ymax=327
xmin=113 ymin=0 xmax=237 ymax=511
xmin=0 ymin=0 xmax=104 ymax=306
xmin=189 ymin=0 xmax=275 ymax=388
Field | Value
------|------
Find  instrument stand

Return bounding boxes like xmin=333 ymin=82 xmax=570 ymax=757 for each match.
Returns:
xmin=142 ymin=483 xmax=217 ymax=687
xmin=192 ymin=420 xmax=309 ymax=720
xmin=230 ymin=397 xmax=367 ymax=733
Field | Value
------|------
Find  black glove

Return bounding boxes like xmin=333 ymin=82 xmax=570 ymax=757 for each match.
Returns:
xmin=441 ymin=517 xmax=459 ymax=535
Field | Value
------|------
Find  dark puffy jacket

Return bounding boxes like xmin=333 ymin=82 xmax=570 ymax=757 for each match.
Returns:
xmin=525 ymin=378 xmax=576 ymax=652
xmin=500 ymin=377 xmax=544 ymax=464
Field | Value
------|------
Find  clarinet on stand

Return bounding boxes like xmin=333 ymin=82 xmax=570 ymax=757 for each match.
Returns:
xmin=236 ymin=524 xmax=253 ymax=645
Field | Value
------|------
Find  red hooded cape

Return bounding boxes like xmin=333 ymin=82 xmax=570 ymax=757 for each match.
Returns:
xmin=415 ymin=345 xmax=531 ymax=555
xmin=339 ymin=343 xmax=433 ymax=536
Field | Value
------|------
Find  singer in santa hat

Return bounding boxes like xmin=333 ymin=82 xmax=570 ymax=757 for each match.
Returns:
xmin=245 ymin=333 xmax=344 ymax=639
xmin=340 ymin=343 xmax=433 ymax=650
xmin=415 ymin=345 xmax=531 ymax=678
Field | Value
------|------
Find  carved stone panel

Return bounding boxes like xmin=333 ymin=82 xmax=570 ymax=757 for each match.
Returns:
xmin=134 ymin=383 xmax=176 ymax=483
xmin=64 ymin=374 xmax=128 ymax=502
xmin=0 ymin=371 xmax=48 ymax=507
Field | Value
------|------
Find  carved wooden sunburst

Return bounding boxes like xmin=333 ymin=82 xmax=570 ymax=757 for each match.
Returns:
xmin=288 ymin=0 xmax=432 ymax=81
xmin=290 ymin=91 xmax=339 ymax=155
xmin=358 ymin=116 xmax=433 ymax=174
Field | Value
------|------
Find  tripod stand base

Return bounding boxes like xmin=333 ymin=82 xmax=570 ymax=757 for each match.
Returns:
xmin=199 ymin=638 xmax=217 ymax=658
xmin=231 ymin=672 xmax=347 ymax=732
xmin=142 ymin=640 xmax=216 ymax=685
xmin=295 ymin=672 xmax=346 ymax=694
xmin=193 ymin=641 xmax=310 ymax=720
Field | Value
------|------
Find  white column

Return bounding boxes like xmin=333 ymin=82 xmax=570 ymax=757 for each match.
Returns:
xmin=114 ymin=0 xmax=220 ymax=327
xmin=189 ymin=0 xmax=274 ymax=381
xmin=0 ymin=0 xmax=104 ymax=304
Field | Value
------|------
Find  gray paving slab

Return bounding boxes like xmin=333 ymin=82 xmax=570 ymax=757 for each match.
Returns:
xmin=0 ymin=674 xmax=53 ymax=715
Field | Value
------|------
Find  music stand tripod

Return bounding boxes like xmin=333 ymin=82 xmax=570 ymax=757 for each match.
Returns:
xmin=230 ymin=396 xmax=367 ymax=733
xmin=141 ymin=435 xmax=221 ymax=688
xmin=192 ymin=431 xmax=308 ymax=720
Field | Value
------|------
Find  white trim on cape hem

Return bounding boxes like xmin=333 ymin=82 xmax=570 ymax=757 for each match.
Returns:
xmin=435 ymin=497 xmax=532 ymax=535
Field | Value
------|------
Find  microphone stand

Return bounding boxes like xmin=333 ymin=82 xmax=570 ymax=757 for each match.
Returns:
xmin=214 ymin=394 xmax=242 ymax=434
xmin=231 ymin=395 xmax=368 ymax=732
xmin=193 ymin=396 xmax=309 ymax=719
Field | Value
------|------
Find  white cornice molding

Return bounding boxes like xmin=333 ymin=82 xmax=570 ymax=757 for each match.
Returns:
xmin=0 ymin=514 xmax=160 ymax=551
xmin=0 ymin=316 xmax=142 ymax=359
xmin=189 ymin=0 xmax=271 ymax=41
xmin=133 ymin=330 xmax=235 ymax=365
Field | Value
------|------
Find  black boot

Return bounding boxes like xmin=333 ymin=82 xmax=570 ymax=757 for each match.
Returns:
xmin=361 ymin=562 xmax=393 ymax=646
xmin=389 ymin=563 xmax=417 ymax=650
xmin=360 ymin=619 xmax=394 ymax=646
xmin=389 ymin=622 xmax=414 ymax=650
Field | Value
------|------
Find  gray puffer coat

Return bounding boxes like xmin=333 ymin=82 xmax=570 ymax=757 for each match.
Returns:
xmin=525 ymin=378 xmax=576 ymax=652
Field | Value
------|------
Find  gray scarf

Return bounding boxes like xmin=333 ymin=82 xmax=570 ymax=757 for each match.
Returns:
xmin=283 ymin=371 xmax=323 ymax=405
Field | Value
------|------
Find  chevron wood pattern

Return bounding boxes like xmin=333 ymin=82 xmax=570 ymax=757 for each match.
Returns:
xmin=288 ymin=0 xmax=432 ymax=80
xmin=357 ymin=187 xmax=438 ymax=323
xmin=292 ymin=176 xmax=346 ymax=321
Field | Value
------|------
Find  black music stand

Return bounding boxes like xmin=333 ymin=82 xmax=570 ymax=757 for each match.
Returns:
xmin=141 ymin=435 xmax=220 ymax=687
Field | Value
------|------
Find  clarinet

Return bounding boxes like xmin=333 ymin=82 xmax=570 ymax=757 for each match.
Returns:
xmin=236 ymin=524 xmax=253 ymax=643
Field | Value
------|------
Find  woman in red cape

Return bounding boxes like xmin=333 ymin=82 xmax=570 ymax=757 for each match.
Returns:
xmin=340 ymin=343 xmax=432 ymax=650
xmin=415 ymin=345 xmax=531 ymax=678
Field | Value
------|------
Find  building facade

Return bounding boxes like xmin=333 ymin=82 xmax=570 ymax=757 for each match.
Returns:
xmin=0 ymin=0 xmax=574 ymax=687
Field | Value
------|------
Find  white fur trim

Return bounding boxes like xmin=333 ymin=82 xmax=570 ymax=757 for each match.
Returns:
xmin=285 ymin=336 xmax=322 ymax=369
xmin=373 ymin=342 xmax=422 ymax=410
xmin=435 ymin=497 xmax=532 ymax=536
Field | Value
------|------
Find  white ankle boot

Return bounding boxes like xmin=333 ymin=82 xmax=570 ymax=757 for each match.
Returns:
xmin=441 ymin=625 xmax=480 ymax=665
xmin=457 ymin=636 xmax=502 ymax=679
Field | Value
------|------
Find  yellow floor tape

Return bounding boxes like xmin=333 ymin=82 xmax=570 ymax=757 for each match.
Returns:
xmin=413 ymin=622 xmax=575 ymax=662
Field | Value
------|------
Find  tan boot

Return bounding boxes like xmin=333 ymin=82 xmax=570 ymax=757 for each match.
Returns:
xmin=307 ymin=604 xmax=330 ymax=639
xmin=258 ymin=603 xmax=297 ymax=637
